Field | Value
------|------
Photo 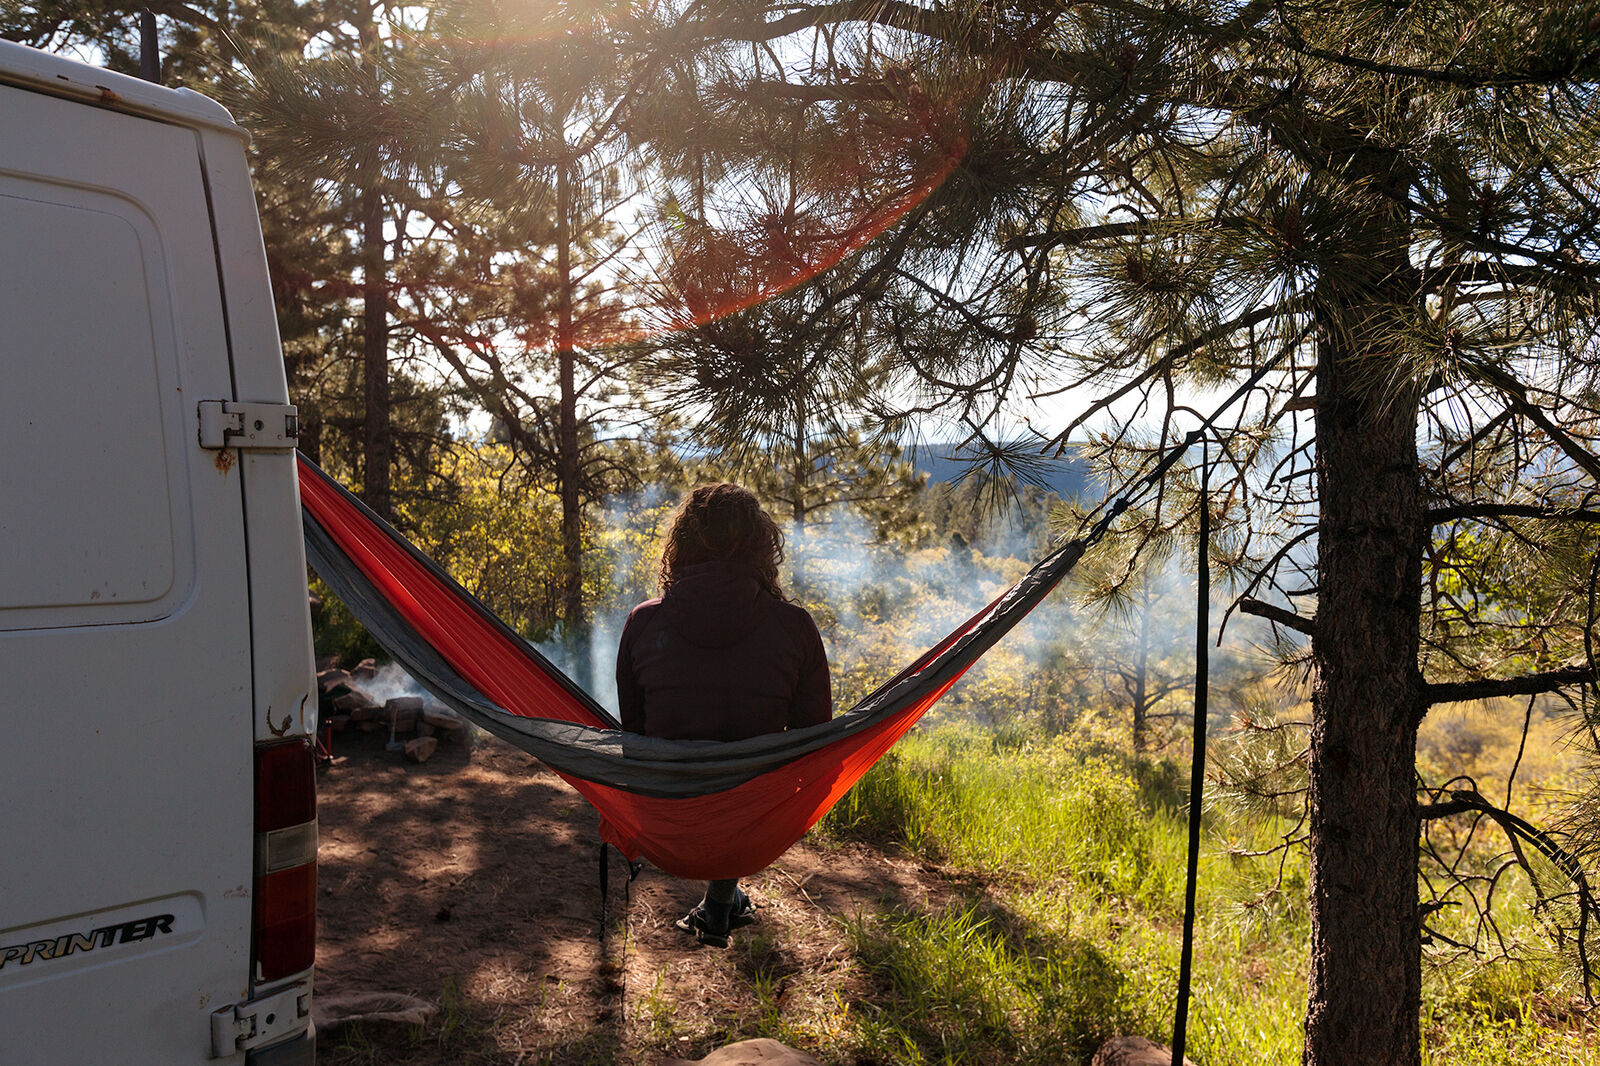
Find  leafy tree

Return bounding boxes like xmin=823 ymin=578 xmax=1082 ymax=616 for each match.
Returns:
xmin=400 ymin=442 xmax=574 ymax=638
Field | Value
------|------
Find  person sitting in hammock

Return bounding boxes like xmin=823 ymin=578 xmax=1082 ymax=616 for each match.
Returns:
xmin=615 ymin=482 xmax=833 ymax=946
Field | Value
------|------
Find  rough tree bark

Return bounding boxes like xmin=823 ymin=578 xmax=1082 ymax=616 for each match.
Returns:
xmin=1305 ymin=159 xmax=1424 ymax=1065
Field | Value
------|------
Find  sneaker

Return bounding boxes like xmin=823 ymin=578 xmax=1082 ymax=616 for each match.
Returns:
xmin=728 ymin=889 xmax=757 ymax=930
xmin=674 ymin=904 xmax=731 ymax=947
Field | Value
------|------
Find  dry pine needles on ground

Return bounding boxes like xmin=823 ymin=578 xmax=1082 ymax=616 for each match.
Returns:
xmin=315 ymin=729 xmax=972 ymax=1065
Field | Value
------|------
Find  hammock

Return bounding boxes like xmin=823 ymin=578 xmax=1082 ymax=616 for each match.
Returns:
xmin=298 ymin=453 xmax=1085 ymax=879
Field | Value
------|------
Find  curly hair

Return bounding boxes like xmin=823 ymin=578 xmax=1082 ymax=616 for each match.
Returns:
xmin=659 ymin=483 xmax=786 ymax=600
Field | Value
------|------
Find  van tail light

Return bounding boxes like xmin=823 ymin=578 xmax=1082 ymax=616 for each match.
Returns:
xmin=253 ymin=738 xmax=316 ymax=982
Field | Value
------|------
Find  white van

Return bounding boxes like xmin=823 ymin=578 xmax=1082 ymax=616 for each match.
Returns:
xmin=0 ymin=40 xmax=317 ymax=1065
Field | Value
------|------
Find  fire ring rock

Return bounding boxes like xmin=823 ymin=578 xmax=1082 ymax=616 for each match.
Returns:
xmin=385 ymin=696 xmax=422 ymax=732
xmin=660 ymin=1038 xmax=824 ymax=1066
xmin=1091 ymin=1036 xmax=1197 ymax=1066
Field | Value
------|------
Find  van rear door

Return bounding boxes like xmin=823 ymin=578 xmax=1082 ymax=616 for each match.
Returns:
xmin=0 ymin=81 xmax=259 ymax=1063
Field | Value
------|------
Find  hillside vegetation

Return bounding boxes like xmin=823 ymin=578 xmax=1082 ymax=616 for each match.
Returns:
xmin=821 ymin=723 xmax=1595 ymax=1065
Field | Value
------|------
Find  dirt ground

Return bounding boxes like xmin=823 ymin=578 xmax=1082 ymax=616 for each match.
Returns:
xmin=313 ymin=724 xmax=962 ymax=1065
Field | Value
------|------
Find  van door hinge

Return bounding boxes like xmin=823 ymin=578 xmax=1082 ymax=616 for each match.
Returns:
xmin=198 ymin=400 xmax=299 ymax=450
xmin=209 ymin=980 xmax=311 ymax=1057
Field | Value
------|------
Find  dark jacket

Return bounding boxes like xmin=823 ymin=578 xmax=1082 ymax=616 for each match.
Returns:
xmin=616 ymin=561 xmax=832 ymax=741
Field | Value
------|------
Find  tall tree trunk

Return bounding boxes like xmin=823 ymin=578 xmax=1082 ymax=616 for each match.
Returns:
xmin=358 ymin=10 xmax=390 ymax=519
xmin=556 ymin=152 xmax=588 ymax=688
xmin=1305 ymin=191 xmax=1423 ymax=1064
xmin=1132 ymin=581 xmax=1151 ymax=753
xmin=790 ymin=411 xmax=808 ymax=525
xmin=360 ymin=184 xmax=390 ymax=518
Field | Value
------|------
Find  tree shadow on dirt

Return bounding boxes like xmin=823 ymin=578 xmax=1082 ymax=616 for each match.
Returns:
xmin=314 ymin=727 xmax=625 ymax=1065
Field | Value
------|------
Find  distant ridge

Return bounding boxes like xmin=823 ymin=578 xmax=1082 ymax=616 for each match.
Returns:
xmin=901 ymin=442 xmax=1099 ymax=499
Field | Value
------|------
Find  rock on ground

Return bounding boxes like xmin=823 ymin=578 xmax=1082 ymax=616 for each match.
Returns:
xmin=1092 ymin=1035 xmax=1198 ymax=1066
xmin=404 ymin=736 xmax=439 ymax=762
xmin=660 ymin=1038 xmax=824 ymax=1066
xmin=312 ymin=991 xmax=436 ymax=1030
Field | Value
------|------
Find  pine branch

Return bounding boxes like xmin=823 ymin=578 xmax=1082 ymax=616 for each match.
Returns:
xmin=730 ymin=82 xmax=900 ymax=106
xmin=708 ymin=0 xmax=1278 ymax=87
xmin=144 ymin=0 xmax=226 ymax=37
xmin=1275 ymin=23 xmax=1600 ymax=89
xmin=1038 ymin=300 xmax=1300 ymax=450
xmin=1417 ymin=798 xmax=1481 ymax=820
xmin=1429 ymin=504 xmax=1600 ymax=525
xmin=1421 ymin=665 xmax=1597 ymax=710
xmin=1418 ymin=261 xmax=1593 ymax=293
xmin=1473 ymin=363 xmax=1600 ymax=484
xmin=1005 ymin=220 xmax=1148 ymax=253
xmin=723 ymin=0 xmax=963 ymax=46
xmin=1238 ymin=597 xmax=1314 ymax=636
xmin=1366 ymin=178 xmax=1600 ymax=283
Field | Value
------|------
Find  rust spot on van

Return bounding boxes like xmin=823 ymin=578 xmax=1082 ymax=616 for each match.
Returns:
xmin=297 ymin=694 xmax=309 ymax=731
xmin=214 ymin=448 xmax=236 ymax=474
xmin=266 ymin=704 xmax=291 ymax=737
xmin=96 ymin=86 xmax=121 ymax=104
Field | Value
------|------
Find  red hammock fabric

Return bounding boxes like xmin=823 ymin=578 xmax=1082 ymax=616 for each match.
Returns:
xmin=299 ymin=454 xmax=1057 ymax=879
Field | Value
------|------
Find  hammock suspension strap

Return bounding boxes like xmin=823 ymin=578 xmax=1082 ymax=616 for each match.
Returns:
xmin=1172 ymin=440 xmax=1211 ymax=1065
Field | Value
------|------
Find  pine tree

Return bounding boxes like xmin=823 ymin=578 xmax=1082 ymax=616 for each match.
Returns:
xmin=225 ymin=0 xmax=456 ymax=520
xmin=411 ymin=0 xmax=653 ymax=674
xmin=643 ymin=281 xmax=925 ymax=526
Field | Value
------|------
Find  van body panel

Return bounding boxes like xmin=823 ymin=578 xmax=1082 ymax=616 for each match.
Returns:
xmin=0 ymin=71 xmax=273 ymax=1066
xmin=240 ymin=453 xmax=319 ymax=748
xmin=0 ymin=183 xmax=184 ymax=619
xmin=0 ymin=38 xmax=243 ymax=136
xmin=194 ymin=129 xmax=319 ymax=746
xmin=0 ymin=893 xmax=207 ymax=991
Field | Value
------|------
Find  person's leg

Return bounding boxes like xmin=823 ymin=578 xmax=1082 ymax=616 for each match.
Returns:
xmin=704 ymin=878 xmax=738 ymax=909
xmin=698 ymin=878 xmax=737 ymax=930
xmin=707 ymin=878 xmax=759 ymax=924
xmin=727 ymin=883 xmax=756 ymax=926
xmin=676 ymin=879 xmax=734 ymax=945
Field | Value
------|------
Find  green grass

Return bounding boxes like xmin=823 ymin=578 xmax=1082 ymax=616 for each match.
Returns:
xmin=818 ymin=726 xmax=1594 ymax=1065
xmin=826 ymin=727 xmax=1188 ymax=909
xmin=844 ymin=899 xmax=1142 ymax=1064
